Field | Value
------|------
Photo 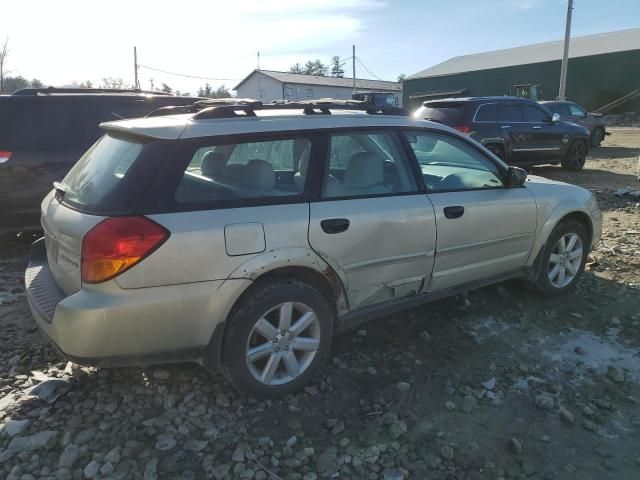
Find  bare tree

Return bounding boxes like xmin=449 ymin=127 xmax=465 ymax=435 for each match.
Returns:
xmin=0 ymin=38 xmax=9 ymax=93
xmin=101 ymin=77 xmax=129 ymax=89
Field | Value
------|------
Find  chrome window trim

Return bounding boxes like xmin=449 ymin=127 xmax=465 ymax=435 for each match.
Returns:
xmin=472 ymin=102 xmax=499 ymax=123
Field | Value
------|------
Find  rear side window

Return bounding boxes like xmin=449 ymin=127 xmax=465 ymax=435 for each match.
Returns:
xmin=175 ymin=137 xmax=311 ymax=204
xmin=474 ymin=103 xmax=497 ymax=122
xmin=419 ymin=102 xmax=467 ymax=124
xmin=499 ymin=105 xmax=524 ymax=122
xmin=60 ymin=133 xmax=165 ymax=214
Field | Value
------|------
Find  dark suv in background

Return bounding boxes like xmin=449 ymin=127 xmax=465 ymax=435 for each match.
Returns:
xmin=414 ymin=97 xmax=591 ymax=170
xmin=0 ymin=88 xmax=201 ymax=232
xmin=540 ymin=100 xmax=608 ymax=147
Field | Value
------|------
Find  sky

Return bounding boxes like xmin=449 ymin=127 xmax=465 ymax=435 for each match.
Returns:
xmin=2 ymin=0 xmax=639 ymax=95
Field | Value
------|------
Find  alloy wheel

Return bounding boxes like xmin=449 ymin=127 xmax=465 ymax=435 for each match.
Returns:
xmin=245 ymin=302 xmax=321 ymax=386
xmin=571 ymin=141 xmax=587 ymax=168
xmin=548 ymin=233 xmax=583 ymax=288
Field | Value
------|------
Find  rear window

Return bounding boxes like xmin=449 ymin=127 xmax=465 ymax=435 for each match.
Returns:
xmin=59 ymin=133 xmax=166 ymax=214
xmin=419 ymin=102 xmax=468 ymax=124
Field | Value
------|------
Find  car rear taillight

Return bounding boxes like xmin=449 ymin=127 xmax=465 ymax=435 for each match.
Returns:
xmin=0 ymin=151 xmax=12 ymax=163
xmin=454 ymin=126 xmax=471 ymax=134
xmin=81 ymin=216 xmax=169 ymax=284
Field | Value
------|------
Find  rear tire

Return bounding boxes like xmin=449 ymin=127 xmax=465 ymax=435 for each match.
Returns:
xmin=590 ymin=128 xmax=604 ymax=147
xmin=533 ymin=220 xmax=588 ymax=296
xmin=221 ymin=279 xmax=334 ymax=398
xmin=561 ymin=139 xmax=588 ymax=171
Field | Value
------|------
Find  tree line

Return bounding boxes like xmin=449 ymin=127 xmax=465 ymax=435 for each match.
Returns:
xmin=289 ymin=56 xmax=345 ymax=77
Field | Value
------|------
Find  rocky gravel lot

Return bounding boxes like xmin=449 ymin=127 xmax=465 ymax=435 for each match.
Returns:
xmin=1 ymin=128 xmax=639 ymax=480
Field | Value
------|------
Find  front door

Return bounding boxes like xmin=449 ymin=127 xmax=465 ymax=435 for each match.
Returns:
xmin=308 ymin=130 xmax=437 ymax=309
xmin=521 ymin=104 xmax=566 ymax=162
xmin=402 ymin=129 xmax=537 ymax=291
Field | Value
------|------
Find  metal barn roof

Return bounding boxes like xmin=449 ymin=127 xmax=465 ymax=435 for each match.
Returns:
xmin=234 ymin=69 xmax=401 ymax=92
xmin=407 ymin=27 xmax=640 ymax=80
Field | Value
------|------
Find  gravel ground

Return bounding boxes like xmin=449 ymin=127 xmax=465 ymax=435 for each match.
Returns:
xmin=1 ymin=128 xmax=639 ymax=480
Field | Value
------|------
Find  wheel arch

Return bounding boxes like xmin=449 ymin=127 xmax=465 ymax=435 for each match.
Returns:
xmin=528 ymin=209 xmax=594 ymax=278
xmin=203 ymin=249 xmax=348 ymax=372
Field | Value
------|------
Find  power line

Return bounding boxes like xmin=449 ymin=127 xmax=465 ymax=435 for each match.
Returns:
xmin=355 ymin=57 xmax=385 ymax=81
xmin=138 ymin=64 xmax=240 ymax=82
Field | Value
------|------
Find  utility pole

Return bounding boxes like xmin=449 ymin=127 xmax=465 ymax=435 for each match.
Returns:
xmin=558 ymin=0 xmax=573 ymax=100
xmin=257 ymin=51 xmax=260 ymax=70
xmin=352 ymin=45 xmax=356 ymax=92
xmin=134 ymin=46 xmax=139 ymax=89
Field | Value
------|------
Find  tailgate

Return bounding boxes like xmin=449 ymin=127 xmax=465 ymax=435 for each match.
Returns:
xmin=40 ymin=191 xmax=104 ymax=295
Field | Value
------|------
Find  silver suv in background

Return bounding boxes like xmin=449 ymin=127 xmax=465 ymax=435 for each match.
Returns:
xmin=540 ymin=100 xmax=609 ymax=147
xmin=25 ymin=99 xmax=602 ymax=397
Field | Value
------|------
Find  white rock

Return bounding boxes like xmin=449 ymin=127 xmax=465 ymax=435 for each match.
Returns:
xmin=8 ymin=430 xmax=57 ymax=452
xmin=482 ymin=377 xmax=497 ymax=390
xmin=2 ymin=419 xmax=31 ymax=438
xmin=83 ymin=460 xmax=100 ymax=479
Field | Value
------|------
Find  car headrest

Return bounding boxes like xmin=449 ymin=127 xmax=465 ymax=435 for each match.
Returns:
xmin=298 ymin=147 xmax=310 ymax=177
xmin=200 ymin=151 xmax=227 ymax=178
xmin=344 ymin=152 xmax=384 ymax=188
xmin=244 ymin=159 xmax=275 ymax=190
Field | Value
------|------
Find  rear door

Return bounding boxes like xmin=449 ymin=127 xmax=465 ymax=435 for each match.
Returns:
xmin=403 ymin=129 xmax=536 ymax=291
xmin=308 ymin=130 xmax=436 ymax=309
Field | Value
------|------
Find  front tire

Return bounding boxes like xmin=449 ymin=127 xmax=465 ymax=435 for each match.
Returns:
xmin=221 ymin=279 xmax=334 ymax=398
xmin=590 ymin=128 xmax=604 ymax=147
xmin=561 ymin=140 xmax=588 ymax=170
xmin=533 ymin=220 xmax=588 ymax=296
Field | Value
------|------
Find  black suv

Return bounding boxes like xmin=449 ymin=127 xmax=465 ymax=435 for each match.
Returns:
xmin=0 ymin=88 xmax=201 ymax=231
xmin=414 ymin=97 xmax=591 ymax=170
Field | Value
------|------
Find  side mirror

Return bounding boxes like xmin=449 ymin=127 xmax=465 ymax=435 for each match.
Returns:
xmin=508 ymin=166 xmax=527 ymax=187
xmin=551 ymin=113 xmax=560 ymax=123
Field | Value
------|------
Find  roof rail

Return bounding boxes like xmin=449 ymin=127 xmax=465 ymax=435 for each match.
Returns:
xmin=188 ymin=98 xmax=409 ymax=120
xmin=11 ymin=87 xmax=171 ymax=96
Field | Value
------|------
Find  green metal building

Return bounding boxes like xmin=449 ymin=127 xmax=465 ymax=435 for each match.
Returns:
xmin=404 ymin=28 xmax=640 ymax=113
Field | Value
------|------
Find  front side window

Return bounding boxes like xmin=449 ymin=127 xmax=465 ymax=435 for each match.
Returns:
xmin=568 ymin=104 xmax=586 ymax=117
xmin=404 ymin=131 xmax=504 ymax=192
xmin=175 ymin=137 xmax=311 ymax=204
xmin=322 ymin=131 xmax=417 ymax=198
xmin=523 ymin=105 xmax=549 ymax=123
xmin=499 ymin=104 xmax=524 ymax=122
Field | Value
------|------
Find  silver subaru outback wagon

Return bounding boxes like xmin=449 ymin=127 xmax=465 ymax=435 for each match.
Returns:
xmin=25 ymin=99 xmax=602 ymax=398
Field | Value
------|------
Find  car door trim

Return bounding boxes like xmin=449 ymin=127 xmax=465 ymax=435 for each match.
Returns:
xmin=343 ymin=250 xmax=435 ymax=272
xmin=512 ymin=147 xmax=561 ymax=152
xmin=436 ymin=232 xmax=532 ymax=254
xmin=337 ymin=266 xmax=529 ymax=332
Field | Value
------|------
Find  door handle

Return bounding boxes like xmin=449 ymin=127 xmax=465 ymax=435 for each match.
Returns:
xmin=321 ymin=218 xmax=350 ymax=234
xmin=501 ymin=125 xmax=511 ymax=129
xmin=532 ymin=125 xmax=542 ymax=129
xmin=443 ymin=206 xmax=465 ymax=219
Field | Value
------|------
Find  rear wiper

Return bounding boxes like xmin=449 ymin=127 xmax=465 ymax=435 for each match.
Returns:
xmin=53 ymin=182 xmax=68 ymax=198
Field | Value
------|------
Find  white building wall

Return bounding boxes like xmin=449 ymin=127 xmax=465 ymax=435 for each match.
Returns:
xmin=282 ymin=84 xmax=355 ymax=101
xmin=235 ymin=72 xmax=401 ymax=105
xmin=235 ymin=72 xmax=284 ymax=102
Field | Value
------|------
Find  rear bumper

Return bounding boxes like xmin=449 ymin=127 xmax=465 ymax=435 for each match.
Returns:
xmin=25 ymin=238 xmax=251 ymax=369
